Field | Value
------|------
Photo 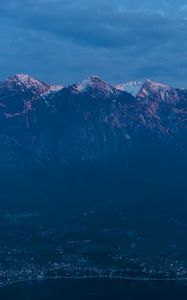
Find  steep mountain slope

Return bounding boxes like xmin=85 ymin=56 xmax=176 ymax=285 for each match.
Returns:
xmin=0 ymin=74 xmax=186 ymax=170
xmin=0 ymin=74 xmax=50 ymax=114
xmin=30 ymin=76 xmax=142 ymax=166
xmin=136 ymin=80 xmax=187 ymax=140
xmin=0 ymin=74 xmax=64 ymax=116
xmin=75 ymin=75 xmax=118 ymax=96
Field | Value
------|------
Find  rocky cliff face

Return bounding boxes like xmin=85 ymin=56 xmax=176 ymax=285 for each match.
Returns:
xmin=0 ymin=74 xmax=186 ymax=170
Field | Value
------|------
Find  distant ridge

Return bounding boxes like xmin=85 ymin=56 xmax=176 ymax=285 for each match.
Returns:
xmin=0 ymin=73 xmax=186 ymax=169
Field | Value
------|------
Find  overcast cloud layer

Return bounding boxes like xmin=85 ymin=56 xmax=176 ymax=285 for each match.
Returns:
xmin=0 ymin=0 xmax=187 ymax=87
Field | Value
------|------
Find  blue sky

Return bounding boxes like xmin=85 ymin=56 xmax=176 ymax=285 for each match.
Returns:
xmin=0 ymin=0 xmax=187 ymax=87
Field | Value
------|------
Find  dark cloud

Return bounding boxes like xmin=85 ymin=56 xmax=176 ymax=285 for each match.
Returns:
xmin=0 ymin=0 xmax=187 ymax=87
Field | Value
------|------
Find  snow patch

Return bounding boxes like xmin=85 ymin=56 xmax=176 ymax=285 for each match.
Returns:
xmin=115 ymin=81 xmax=143 ymax=96
xmin=1 ymin=74 xmax=51 ymax=95
xmin=75 ymin=76 xmax=115 ymax=95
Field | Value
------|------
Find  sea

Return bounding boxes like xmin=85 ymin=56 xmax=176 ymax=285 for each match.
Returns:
xmin=0 ymin=279 xmax=187 ymax=300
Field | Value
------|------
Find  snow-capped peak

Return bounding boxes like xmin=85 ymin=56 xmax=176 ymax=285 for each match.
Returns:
xmin=0 ymin=74 xmax=51 ymax=95
xmin=8 ymin=74 xmax=47 ymax=87
xmin=136 ymin=79 xmax=180 ymax=103
xmin=138 ymin=79 xmax=172 ymax=99
xmin=115 ymin=79 xmax=172 ymax=97
xmin=75 ymin=76 xmax=115 ymax=96
xmin=76 ymin=76 xmax=103 ymax=91
xmin=115 ymin=81 xmax=143 ymax=96
xmin=48 ymin=85 xmax=64 ymax=92
xmin=13 ymin=74 xmax=35 ymax=83
xmin=144 ymin=79 xmax=170 ymax=91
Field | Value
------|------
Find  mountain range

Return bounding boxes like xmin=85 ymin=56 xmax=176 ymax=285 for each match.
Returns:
xmin=0 ymin=73 xmax=187 ymax=170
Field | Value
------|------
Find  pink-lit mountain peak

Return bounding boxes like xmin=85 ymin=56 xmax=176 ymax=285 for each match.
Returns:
xmin=137 ymin=79 xmax=175 ymax=100
xmin=144 ymin=79 xmax=170 ymax=90
xmin=7 ymin=73 xmax=48 ymax=87
xmin=0 ymin=74 xmax=65 ymax=97
xmin=115 ymin=79 xmax=171 ymax=96
xmin=75 ymin=75 xmax=117 ymax=95
xmin=0 ymin=73 xmax=50 ymax=94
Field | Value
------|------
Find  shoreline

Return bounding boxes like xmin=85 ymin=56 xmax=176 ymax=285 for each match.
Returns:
xmin=2 ymin=274 xmax=187 ymax=289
